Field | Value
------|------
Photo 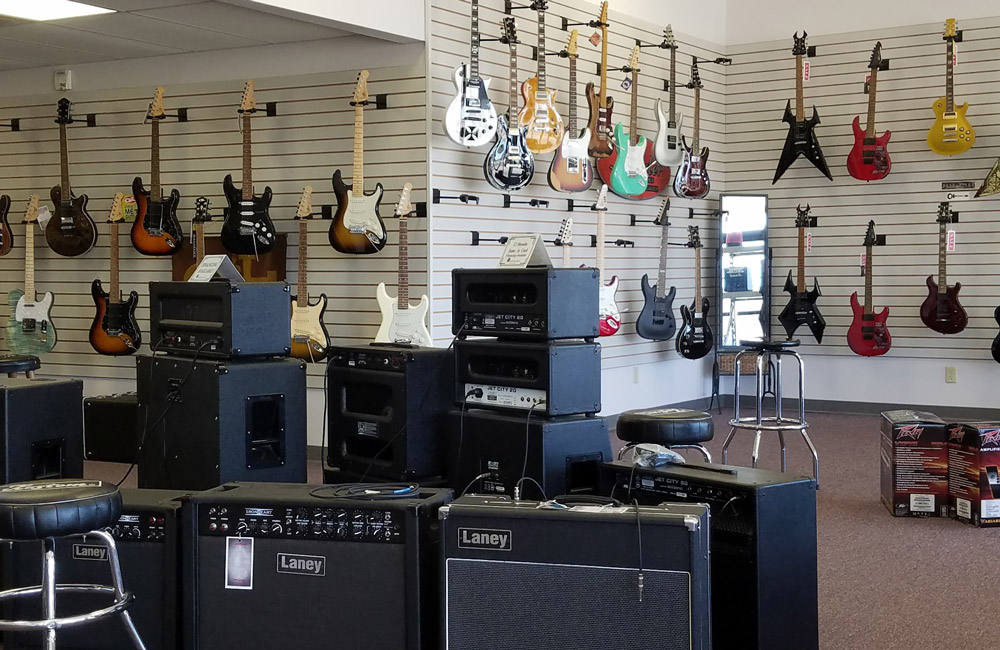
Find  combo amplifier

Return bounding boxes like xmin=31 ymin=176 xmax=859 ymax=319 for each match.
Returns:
xmin=181 ymin=482 xmax=452 ymax=650
xmin=599 ymin=460 xmax=818 ymax=650
xmin=451 ymin=267 xmax=599 ymax=340
xmin=148 ymin=281 xmax=291 ymax=359
xmin=440 ymin=495 xmax=711 ymax=650
xmin=0 ymin=377 xmax=83 ymax=482
xmin=455 ymin=339 xmax=601 ymax=416
xmin=326 ymin=345 xmax=454 ymax=480
xmin=4 ymin=489 xmax=187 ymax=650
xmin=84 ymin=392 xmax=138 ymax=463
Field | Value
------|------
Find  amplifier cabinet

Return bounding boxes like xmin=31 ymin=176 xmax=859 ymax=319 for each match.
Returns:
xmin=84 ymin=392 xmax=138 ymax=463
xmin=599 ymin=460 xmax=818 ymax=650
xmin=181 ymin=482 xmax=452 ymax=650
xmin=440 ymin=495 xmax=711 ymax=650
xmin=4 ymin=489 xmax=187 ymax=650
xmin=452 ymin=267 xmax=599 ymax=340
xmin=455 ymin=339 xmax=601 ymax=416
xmin=148 ymin=281 xmax=291 ymax=359
xmin=0 ymin=377 xmax=83 ymax=482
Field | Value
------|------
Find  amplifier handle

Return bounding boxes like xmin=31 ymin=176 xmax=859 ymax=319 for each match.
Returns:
xmin=157 ymin=319 xmax=225 ymax=332
xmin=550 ymin=494 xmax=623 ymax=508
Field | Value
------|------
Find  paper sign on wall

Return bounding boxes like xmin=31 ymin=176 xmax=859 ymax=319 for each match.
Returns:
xmin=36 ymin=205 xmax=52 ymax=228
xmin=498 ymin=234 xmax=552 ymax=268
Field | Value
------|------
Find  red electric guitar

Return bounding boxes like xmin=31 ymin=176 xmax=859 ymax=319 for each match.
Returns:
xmin=593 ymin=185 xmax=620 ymax=336
xmin=847 ymin=42 xmax=891 ymax=181
xmin=847 ymin=221 xmax=891 ymax=356
xmin=919 ymin=202 xmax=967 ymax=335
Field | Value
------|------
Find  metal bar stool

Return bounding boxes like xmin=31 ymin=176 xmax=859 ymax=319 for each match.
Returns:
xmin=616 ymin=408 xmax=714 ymax=463
xmin=0 ymin=479 xmax=147 ymax=650
xmin=0 ymin=354 xmax=41 ymax=379
xmin=721 ymin=339 xmax=819 ymax=486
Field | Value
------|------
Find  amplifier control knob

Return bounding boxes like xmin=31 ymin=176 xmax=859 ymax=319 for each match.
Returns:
xmin=271 ymin=522 xmax=283 ymax=534
xmin=237 ymin=521 xmax=249 ymax=534
xmin=128 ymin=526 xmax=141 ymax=539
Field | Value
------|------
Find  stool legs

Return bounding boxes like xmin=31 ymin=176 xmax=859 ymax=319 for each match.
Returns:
xmin=750 ymin=430 xmax=762 ymax=468
xmin=777 ymin=429 xmax=787 ymax=472
xmin=722 ymin=350 xmax=749 ymax=464
xmin=42 ymin=539 xmax=56 ymax=650
xmin=90 ymin=530 xmax=147 ymax=650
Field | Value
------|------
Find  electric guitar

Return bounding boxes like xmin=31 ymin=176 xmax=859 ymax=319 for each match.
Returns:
xmin=548 ymin=30 xmax=593 ymax=193
xmin=375 ymin=183 xmax=432 ymax=347
xmin=673 ymin=60 xmax=711 ymax=199
xmin=89 ymin=193 xmax=141 ymax=356
xmin=991 ymin=307 xmax=1000 ymax=364
xmin=927 ymin=19 xmax=974 ymax=156
xmin=290 ymin=186 xmax=330 ymax=361
xmin=654 ymin=26 xmax=684 ymax=168
xmin=847 ymin=221 xmax=891 ymax=356
xmin=443 ymin=0 xmax=498 ymax=148
xmin=920 ymin=202 xmax=967 ymax=334
xmin=635 ymin=199 xmax=676 ymax=341
xmin=220 ymin=80 xmax=277 ymax=256
xmin=330 ymin=70 xmax=388 ymax=254
xmin=556 ymin=217 xmax=573 ymax=267
xmin=585 ymin=1 xmax=613 ymax=158
xmin=485 ymin=17 xmax=535 ymax=192
xmin=518 ymin=0 xmax=563 ymax=154
xmin=847 ymin=42 xmax=891 ymax=181
xmin=46 ymin=98 xmax=98 ymax=257
xmin=676 ymin=225 xmax=713 ymax=360
xmin=594 ymin=185 xmax=620 ymax=336
xmin=778 ymin=204 xmax=826 ymax=343
xmin=773 ymin=32 xmax=832 ymax=184
xmin=179 ymin=197 xmax=212 ymax=280
xmin=131 ymin=86 xmax=183 ymax=255
xmin=6 ymin=195 xmax=57 ymax=354
xmin=0 ymin=195 xmax=11 ymax=256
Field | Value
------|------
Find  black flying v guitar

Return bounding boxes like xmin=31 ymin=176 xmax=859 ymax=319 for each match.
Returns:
xmin=635 ymin=199 xmax=676 ymax=341
xmin=778 ymin=204 xmax=826 ymax=342
xmin=676 ymin=225 xmax=714 ymax=360
xmin=774 ymin=32 xmax=832 ymax=184
xmin=46 ymin=98 xmax=98 ymax=257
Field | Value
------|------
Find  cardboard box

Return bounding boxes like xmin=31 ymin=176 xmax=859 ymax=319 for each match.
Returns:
xmin=880 ymin=410 xmax=949 ymax=517
xmin=947 ymin=422 xmax=1000 ymax=527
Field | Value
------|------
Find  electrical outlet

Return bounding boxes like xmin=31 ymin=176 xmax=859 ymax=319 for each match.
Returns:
xmin=632 ymin=366 xmax=639 ymax=384
xmin=945 ymin=366 xmax=958 ymax=383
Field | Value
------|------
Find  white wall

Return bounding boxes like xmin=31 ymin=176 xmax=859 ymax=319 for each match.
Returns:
xmin=224 ymin=0 xmax=425 ymax=42
xmin=614 ymin=0 xmax=727 ymax=46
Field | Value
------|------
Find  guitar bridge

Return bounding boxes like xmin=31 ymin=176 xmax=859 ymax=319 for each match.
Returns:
xmin=21 ymin=319 xmax=36 ymax=333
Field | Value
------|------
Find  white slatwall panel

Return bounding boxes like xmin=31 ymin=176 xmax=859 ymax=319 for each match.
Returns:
xmin=727 ymin=18 xmax=1000 ymax=362
xmin=0 ymin=65 xmax=428 ymax=388
xmin=428 ymin=0 xmax=727 ymax=371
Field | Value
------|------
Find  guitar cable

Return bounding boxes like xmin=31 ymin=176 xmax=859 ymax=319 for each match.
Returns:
xmin=513 ymin=400 xmax=548 ymax=501
xmin=115 ymin=337 xmax=164 ymax=487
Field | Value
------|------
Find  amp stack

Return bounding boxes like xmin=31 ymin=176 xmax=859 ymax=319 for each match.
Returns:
xmin=447 ymin=267 xmax=612 ymax=499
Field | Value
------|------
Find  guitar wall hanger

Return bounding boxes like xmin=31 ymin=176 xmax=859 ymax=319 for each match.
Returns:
xmin=238 ymin=102 xmax=278 ymax=117
xmin=504 ymin=195 xmax=549 ymax=208
xmin=863 ymin=60 xmax=891 ymax=93
xmin=693 ymin=57 xmax=733 ymax=65
xmin=945 ymin=30 xmax=964 ymax=42
xmin=596 ymin=63 xmax=637 ymax=75
xmin=561 ymin=16 xmax=606 ymax=30
xmin=145 ymin=108 xmax=189 ymax=124
xmin=590 ymin=236 xmax=634 ymax=248
xmin=433 ymin=189 xmax=479 ymax=205
xmin=0 ymin=119 xmax=19 ymax=132
xmin=630 ymin=214 xmax=669 ymax=226
xmin=470 ymin=231 xmax=509 ymax=246
xmin=480 ymin=35 xmax=538 ymax=61
xmin=688 ymin=208 xmax=726 ymax=219
xmin=350 ymin=94 xmax=388 ymax=110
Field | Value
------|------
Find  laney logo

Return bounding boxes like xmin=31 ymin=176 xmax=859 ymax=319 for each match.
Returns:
xmin=276 ymin=553 xmax=326 ymax=577
xmin=981 ymin=430 xmax=1000 ymax=445
xmin=897 ymin=425 xmax=924 ymax=440
xmin=949 ymin=427 xmax=966 ymax=442
xmin=72 ymin=544 xmax=108 ymax=562
xmin=458 ymin=527 xmax=511 ymax=551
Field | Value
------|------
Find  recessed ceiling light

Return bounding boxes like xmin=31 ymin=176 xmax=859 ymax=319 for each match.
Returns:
xmin=0 ymin=0 xmax=114 ymax=21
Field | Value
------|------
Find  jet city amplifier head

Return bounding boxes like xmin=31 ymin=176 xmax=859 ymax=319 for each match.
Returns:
xmin=452 ymin=267 xmax=599 ymax=340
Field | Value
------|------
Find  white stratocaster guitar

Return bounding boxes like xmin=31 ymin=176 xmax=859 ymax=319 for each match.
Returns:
xmin=556 ymin=217 xmax=573 ymax=267
xmin=6 ymin=195 xmax=58 ymax=354
xmin=375 ymin=184 xmax=432 ymax=346
xmin=594 ymin=184 xmax=620 ymax=336
xmin=443 ymin=0 xmax=498 ymax=147
xmin=654 ymin=26 xmax=684 ymax=167
xmin=290 ymin=186 xmax=330 ymax=361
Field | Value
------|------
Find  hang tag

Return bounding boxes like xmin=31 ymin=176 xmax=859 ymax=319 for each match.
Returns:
xmin=589 ymin=32 xmax=601 ymax=46
xmin=122 ymin=195 xmax=138 ymax=223
xmin=953 ymin=44 xmax=958 ymax=66
xmin=806 ymin=232 xmax=813 ymax=253
xmin=36 ymin=205 xmax=52 ymax=228
xmin=225 ymin=537 xmax=254 ymax=590
xmin=621 ymin=76 xmax=632 ymax=90
xmin=864 ymin=74 xmax=871 ymax=94
xmin=802 ymin=61 xmax=811 ymax=82
xmin=947 ymin=230 xmax=956 ymax=252
xmin=860 ymin=252 xmax=866 ymax=275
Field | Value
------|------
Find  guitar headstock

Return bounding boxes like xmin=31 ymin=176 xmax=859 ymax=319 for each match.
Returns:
xmin=194 ymin=196 xmax=212 ymax=224
xmin=239 ymin=80 xmax=256 ymax=113
xmin=868 ymin=42 xmax=883 ymax=70
xmin=147 ymin=86 xmax=165 ymax=120
xmin=108 ymin=193 xmax=125 ymax=223
xmin=595 ymin=184 xmax=609 ymax=211
xmin=530 ymin=0 xmax=547 ymax=11
xmin=664 ymin=25 xmax=677 ymax=50
xmin=295 ymin=186 xmax=313 ymax=220
xmin=937 ymin=201 xmax=953 ymax=224
xmin=943 ymin=18 xmax=957 ymax=41
xmin=794 ymin=203 xmax=812 ymax=228
xmin=500 ymin=17 xmax=518 ymax=48
xmin=792 ymin=31 xmax=808 ymax=56
xmin=556 ymin=217 xmax=573 ymax=245
xmin=864 ymin=220 xmax=877 ymax=247
xmin=394 ymin=183 xmax=414 ymax=217
xmin=353 ymin=71 xmax=370 ymax=104
xmin=688 ymin=225 xmax=702 ymax=249
xmin=55 ymin=98 xmax=73 ymax=125
xmin=597 ymin=1 xmax=608 ymax=26
xmin=626 ymin=45 xmax=640 ymax=72
xmin=689 ymin=60 xmax=703 ymax=89
xmin=23 ymin=195 xmax=39 ymax=224
xmin=565 ymin=29 xmax=579 ymax=58
xmin=656 ymin=198 xmax=670 ymax=225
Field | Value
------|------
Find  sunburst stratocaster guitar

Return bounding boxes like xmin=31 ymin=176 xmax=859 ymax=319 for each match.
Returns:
xmin=773 ymin=32 xmax=832 ymax=183
xmin=585 ymin=2 xmax=613 ymax=158
xmin=485 ymin=18 xmax=535 ymax=192
xmin=89 ymin=193 xmax=141 ymax=356
xmin=518 ymin=0 xmax=563 ymax=154
xmin=920 ymin=202 xmax=967 ymax=334
xmin=654 ymin=26 xmax=684 ymax=168
xmin=443 ymin=0 xmax=498 ymax=147
xmin=778 ymin=204 xmax=826 ymax=343
xmin=673 ymin=60 xmax=710 ymax=199
xmin=593 ymin=185 xmax=620 ymax=336
xmin=677 ymin=226 xmax=713 ymax=360
xmin=927 ymin=19 xmax=974 ymax=156
xmin=290 ymin=186 xmax=330 ymax=361
xmin=46 ymin=98 xmax=98 ymax=257
xmin=132 ymin=87 xmax=183 ymax=255
xmin=847 ymin=42 xmax=891 ymax=181
xmin=6 ymin=196 xmax=57 ymax=354
xmin=548 ymin=30 xmax=593 ymax=193
xmin=0 ymin=194 xmax=11 ymax=257
xmin=847 ymin=221 xmax=891 ymax=356
xmin=375 ymin=183 xmax=432 ymax=347
xmin=635 ymin=199 xmax=676 ymax=341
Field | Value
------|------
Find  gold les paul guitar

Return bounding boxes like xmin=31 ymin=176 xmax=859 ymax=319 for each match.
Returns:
xmin=517 ymin=0 xmax=563 ymax=154
xmin=927 ymin=18 xmax=974 ymax=156
xmin=290 ymin=186 xmax=330 ymax=361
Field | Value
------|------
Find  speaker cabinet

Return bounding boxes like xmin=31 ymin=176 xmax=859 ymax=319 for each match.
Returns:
xmin=84 ymin=392 xmax=138 ymax=463
xmin=0 ymin=378 xmax=83 ymax=482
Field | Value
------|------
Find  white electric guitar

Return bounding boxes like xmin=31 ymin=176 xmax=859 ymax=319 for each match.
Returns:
xmin=594 ymin=184 xmax=620 ymax=336
xmin=289 ymin=186 xmax=330 ymax=361
xmin=556 ymin=217 xmax=573 ymax=267
xmin=654 ymin=26 xmax=684 ymax=168
xmin=375 ymin=184 xmax=432 ymax=346
xmin=443 ymin=0 xmax=498 ymax=147
xmin=6 ymin=195 xmax=58 ymax=354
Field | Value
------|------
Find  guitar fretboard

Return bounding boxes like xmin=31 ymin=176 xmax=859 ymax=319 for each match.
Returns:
xmin=693 ymin=245 xmax=703 ymax=307
xmin=567 ymin=53 xmax=578 ymax=132
xmin=864 ymin=240 xmax=874 ymax=316
xmin=469 ymin=0 xmax=481 ymax=81
xmin=938 ymin=219 xmax=948 ymax=294
xmin=352 ymin=103 xmax=365 ymax=197
xmin=195 ymin=221 xmax=206 ymax=265
xmin=536 ymin=6 xmax=547 ymax=91
xmin=628 ymin=69 xmax=639 ymax=145
xmin=297 ymin=218 xmax=309 ymax=307
xmin=596 ymin=206 xmax=607 ymax=285
xmin=59 ymin=124 xmax=71 ymax=201
xmin=507 ymin=37 xmax=518 ymax=117
xmin=945 ymin=39 xmax=955 ymax=113
xmin=598 ymin=23 xmax=608 ymax=104
xmin=23 ymin=218 xmax=35 ymax=300
xmin=794 ymin=54 xmax=805 ymax=122
xmin=109 ymin=221 xmax=120 ymax=301
xmin=397 ymin=211 xmax=410 ymax=309
xmin=864 ymin=67 xmax=878 ymax=139
xmin=241 ymin=113 xmax=253 ymax=201
xmin=150 ymin=118 xmax=162 ymax=200
xmin=668 ymin=46 xmax=677 ymax=122
xmin=655 ymin=217 xmax=669 ymax=299
xmin=796 ymin=225 xmax=806 ymax=292
xmin=691 ymin=86 xmax=701 ymax=153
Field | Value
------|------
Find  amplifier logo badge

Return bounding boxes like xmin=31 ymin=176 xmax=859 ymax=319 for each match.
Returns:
xmin=72 ymin=544 xmax=108 ymax=562
xmin=276 ymin=553 xmax=326 ymax=577
xmin=458 ymin=527 xmax=512 ymax=551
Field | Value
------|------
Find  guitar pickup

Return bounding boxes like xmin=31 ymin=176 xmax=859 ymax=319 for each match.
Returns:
xmin=21 ymin=319 xmax=36 ymax=333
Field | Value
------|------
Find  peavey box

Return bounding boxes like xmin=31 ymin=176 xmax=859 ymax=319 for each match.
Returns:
xmin=947 ymin=422 xmax=1000 ymax=527
xmin=880 ymin=410 xmax=948 ymax=517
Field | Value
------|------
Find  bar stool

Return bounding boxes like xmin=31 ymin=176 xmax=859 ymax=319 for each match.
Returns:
xmin=0 ymin=479 xmax=147 ymax=650
xmin=0 ymin=354 xmax=41 ymax=379
xmin=721 ymin=339 xmax=819 ymax=485
xmin=616 ymin=407 xmax=714 ymax=462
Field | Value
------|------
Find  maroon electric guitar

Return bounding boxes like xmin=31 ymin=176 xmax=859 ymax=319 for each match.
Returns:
xmin=847 ymin=42 xmax=891 ymax=181
xmin=919 ymin=202 xmax=967 ymax=334
xmin=673 ymin=60 xmax=710 ymax=199
xmin=847 ymin=221 xmax=891 ymax=356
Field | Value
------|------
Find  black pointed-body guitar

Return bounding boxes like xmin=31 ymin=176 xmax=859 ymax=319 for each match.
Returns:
xmin=773 ymin=32 xmax=832 ymax=184
xmin=676 ymin=226 xmax=713 ymax=359
xmin=778 ymin=204 xmax=826 ymax=342
xmin=635 ymin=200 xmax=676 ymax=341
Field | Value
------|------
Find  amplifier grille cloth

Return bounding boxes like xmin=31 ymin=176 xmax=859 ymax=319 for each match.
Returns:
xmin=446 ymin=558 xmax=691 ymax=650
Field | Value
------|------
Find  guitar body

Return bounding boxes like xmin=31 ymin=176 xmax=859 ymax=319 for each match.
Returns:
xmin=518 ymin=77 xmax=563 ymax=154
xmin=927 ymin=98 xmax=974 ymax=156
xmin=329 ymin=170 xmax=387 ymax=254
xmin=654 ymin=100 xmax=684 ymax=167
xmin=46 ymin=187 xmax=97 ymax=257
xmin=605 ymin=122 xmax=648 ymax=197
xmin=846 ymin=116 xmax=892 ymax=181
xmin=920 ymin=275 xmax=968 ymax=334
xmin=597 ymin=136 xmax=670 ymax=200
xmin=89 ymin=280 xmax=141 ymax=356
xmin=220 ymin=174 xmax=276 ymax=255
xmin=0 ymin=195 xmax=11 ymax=256
xmin=130 ymin=177 xmax=182 ymax=255
xmin=778 ymin=271 xmax=827 ymax=343
xmin=773 ymin=102 xmax=832 ymax=184
xmin=599 ymin=275 xmax=621 ymax=337
xmin=290 ymin=294 xmax=330 ymax=361
xmin=991 ymin=306 xmax=1000 ymax=364
xmin=484 ymin=114 xmax=535 ymax=192
xmin=585 ymin=83 xmax=614 ymax=158
xmin=548 ymin=127 xmax=593 ymax=193
xmin=673 ymin=141 xmax=710 ymax=199
xmin=847 ymin=291 xmax=891 ymax=356
xmin=443 ymin=65 xmax=498 ymax=148
xmin=6 ymin=289 xmax=57 ymax=354
xmin=374 ymin=283 xmax=432 ymax=347
xmin=635 ymin=273 xmax=676 ymax=341
xmin=676 ymin=298 xmax=714 ymax=360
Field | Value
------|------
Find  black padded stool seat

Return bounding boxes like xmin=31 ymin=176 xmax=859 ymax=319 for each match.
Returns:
xmin=617 ymin=408 xmax=714 ymax=445
xmin=739 ymin=338 xmax=799 ymax=351
xmin=0 ymin=354 xmax=41 ymax=376
xmin=0 ymin=479 xmax=121 ymax=541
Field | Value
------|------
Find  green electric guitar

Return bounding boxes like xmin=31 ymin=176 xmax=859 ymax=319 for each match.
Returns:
xmin=6 ymin=195 xmax=58 ymax=354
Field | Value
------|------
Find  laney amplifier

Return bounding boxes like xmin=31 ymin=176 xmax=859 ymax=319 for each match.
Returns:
xmin=455 ymin=339 xmax=601 ymax=416
xmin=452 ymin=268 xmax=599 ymax=340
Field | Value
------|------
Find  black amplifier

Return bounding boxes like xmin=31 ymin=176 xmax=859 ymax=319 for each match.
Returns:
xmin=599 ymin=460 xmax=818 ymax=650
xmin=182 ymin=482 xmax=452 ymax=650
xmin=84 ymin=392 xmax=138 ymax=463
xmin=148 ymin=281 xmax=291 ymax=359
xmin=452 ymin=268 xmax=599 ymax=340
xmin=439 ymin=495 xmax=711 ymax=650
xmin=0 ymin=377 xmax=83 ymax=482
xmin=455 ymin=339 xmax=601 ymax=416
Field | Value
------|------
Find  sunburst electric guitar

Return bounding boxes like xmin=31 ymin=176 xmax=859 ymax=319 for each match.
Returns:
xmin=518 ymin=0 xmax=563 ymax=154
xmin=375 ymin=184 xmax=431 ymax=347
xmin=548 ymin=30 xmax=592 ymax=193
xmin=131 ymin=86 xmax=183 ymax=255
xmin=6 ymin=195 xmax=57 ymax=354
xmin=927 ymin=19 xmax=974 ymax=156
xmin=89 ymin=193 xmax=141 ymax=356
xmin=290 ymin=186 xmax=330 ymax=361
xmin=593 ymin=185 xmax=620 ymax=336
xmin=585 ymin=2 xmax=613 ymax=158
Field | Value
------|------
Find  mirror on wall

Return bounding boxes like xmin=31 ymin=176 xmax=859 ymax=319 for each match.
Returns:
xmin=718 ymin=194 xmax=770 ymax=349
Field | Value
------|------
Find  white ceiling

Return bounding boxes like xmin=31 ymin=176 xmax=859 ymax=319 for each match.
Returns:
xmin=0 ymin=0 xmax=348 ymax=70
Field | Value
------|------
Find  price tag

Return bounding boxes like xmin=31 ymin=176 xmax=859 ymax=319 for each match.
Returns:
xmin=806 ymin=232 xmax=813 ymax=253
xmin=123 ymin=195 xmax=138 ymax=223
xmin=953 ymin=44 xmax=958 ymax=66
xmin=947 ymin=230 xmax=956 ymax=252
xmin=36 ymin=205 xmax=52 ymax=228
xmin=620 ymin=76 xmax=632 ymax=90
xmin=860 ymin=252 xmax=867 ymax=275
xmin=589 ymin=32 xmax=601 ymax=46
xmin=803 ymin=60 xmax=811 ymax=82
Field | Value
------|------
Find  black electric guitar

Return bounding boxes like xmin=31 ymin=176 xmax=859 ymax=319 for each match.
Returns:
xmin=131 ymin=86 xmax=183 ymax=255
xmin=676 ymin=225 xmax=713 ymax=359
xmin=778 ymin=204 xmax=826 ymax=342
xmin=89 ymin=193 xmax=141 ymax=356
xmin=635 ymin=199 xmax=676 ymax=341
xmin=220 ymin=80 xmax=276 ymax=256
xmin=991 ymin=306 xmax=1000 ymax=363
xmin=46 ymin=98 xmax=98 ymax=257
xmin=0 ymin=194 xmax=12 ymax=256
xmin=484 ymin=17 xmax=535 ymax=192
xmin=773 ymin=32 xmax=832 ymax=184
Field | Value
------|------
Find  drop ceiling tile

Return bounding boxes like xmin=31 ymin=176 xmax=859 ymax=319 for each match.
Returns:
xmin=0 ymin=23 xmax=183 ymax=58
xmin=0 ymin=40 xmax=107 ymax=66
xmin=54 ymin=12 xmax=256 ymax=51
xmin=136 ymin=2 xmax=339 ymax=44
xmin=89 ymin=0 xmax=208 ymax=10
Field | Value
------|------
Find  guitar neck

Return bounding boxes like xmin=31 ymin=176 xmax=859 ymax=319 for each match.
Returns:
xmin=693 ymin=246 xmax=703 ymax=306
xmin=865 ymin=68 xmax=878 ymax=138
xmin=864 ymin=242 xmax=873 ymax=315
xmin=508 ymin=44 xmax=518 ymax=116
xmin=469 ymin=0 xmax=481 ymax=81
xmin=945 ymin=40 xmax=955 ymax=112
xmin=598 ymin=26 xmax=608 ymax=104
xmin=352 ymin=103 xmax=365 ymax=197
xmin=59 ymin=124 xmax=71 ymax=200
xmin=561 ymin=240 xmax=571 ymax=267
xmin=567 ymin=56 xmax=577 ymax=131
xmin=691 ymin=86 xmax=701 ymax=152
xmin=629 ymin=70 xmax=639 ymax=144
xmin=668 ymin=48 xmax=677 ymax=121
xmin=655 ymin=219 xmax=669 ymax=298
xmin=110 ymin=221 xmax=120 ymax=300
xmin=795 ymin=54 xmax=805 ymax=122
xmin=536 ymin=8 xmax=546 ymax=90
xmin=241 ymin=114 xmax=253 ymax=200
xmin=24 ymin=221 xmax=34 ymax=299
xmin=150 ymin=118 xmax=162 ymax=200
xmin=796 ymin=226 xmax=806 ymax=292
xmin=195 ymin=221 xmax=206 ymax=264
xmin=938 ymin=220 xmax=948 ymax=292
xmin=397 ymin=213 xmax=410 ymax=309
xmin=297 ymin=218 xmax=309 ymax=307
xmin=596 ymin=208 xmax=607 ymax=284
